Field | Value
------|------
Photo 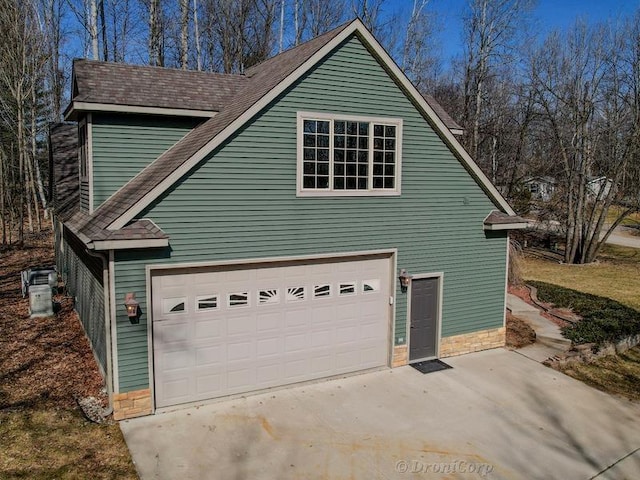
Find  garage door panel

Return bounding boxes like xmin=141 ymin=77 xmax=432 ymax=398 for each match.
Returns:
xmin=284 ymin=331 xmax=309 ymax=352
xmin=195 ymin=344 xmax=224 ymax=366
xmin=196 ymin=372 xmax=222 ymax=395
xmin=256 ymin=311 xmax=282 ymax=332
xmin=256 ymin=336 xmax=282 ymax=357
xmin=162 ymin=378 xmax=191 ymax=402
xmin=310 ymin=328 xmax=333 ymax=347
xmin=194 ymin=318 xmax=223 ymax=340
xmin=284 ymin=308 xmax=309 ymax=327
xmin=152 ymin=256 xmax=391 ymax=408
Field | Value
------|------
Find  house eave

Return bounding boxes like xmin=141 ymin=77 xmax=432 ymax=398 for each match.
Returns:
xmin=483 ymin=222 xmax=530 ymax=231
xmin=91 ymin=238 xmax=170 ymax=251
xmin=64 ymin=101 xmax=218 ymax=121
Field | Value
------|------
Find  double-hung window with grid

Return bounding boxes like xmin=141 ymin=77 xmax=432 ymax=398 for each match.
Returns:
xmin=298 ymin=113 xmax=402 ymax=196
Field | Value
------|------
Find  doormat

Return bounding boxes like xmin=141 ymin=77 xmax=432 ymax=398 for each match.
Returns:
xmin=410 ymin=359 xmax=452 ymax=374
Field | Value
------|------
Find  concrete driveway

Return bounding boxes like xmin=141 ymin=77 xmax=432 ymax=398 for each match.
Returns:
xmin=120 ymin=349 xmax=640 ymax=479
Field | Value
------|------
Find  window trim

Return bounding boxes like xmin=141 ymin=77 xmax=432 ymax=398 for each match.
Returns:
xmin=296 ymin=111 xmax=402 ymax=197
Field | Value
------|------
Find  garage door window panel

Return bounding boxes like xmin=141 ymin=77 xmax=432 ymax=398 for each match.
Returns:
xmin=228 ymin=292 xmax=249 ymax=307
xmin=286 ymin=286 xmax=306 ymax=302
xmin=196 ymin=295 xmax=219 ymax=311
xmin=339 ymin=282 xmax=356 ymax=296
xmin=163 ymin=297 xmax=187 ymax=314
xmin=314 ymin=284 xmax=332 ymax=298
xmin=259 ymin=289 xmax=280 ymax=305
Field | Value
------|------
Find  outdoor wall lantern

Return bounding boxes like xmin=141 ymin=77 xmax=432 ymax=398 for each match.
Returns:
xmin=398 ymin=269 xmax=412 ymax=293
xmin=124 ymin=293 xmax=141 ymax=324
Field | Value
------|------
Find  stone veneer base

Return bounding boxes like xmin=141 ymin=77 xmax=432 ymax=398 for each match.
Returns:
xmin=113 ymin=388 xmax=152 ymax=420
xmin=439 ymin=327 xmax=506 ymax=358
xmin=392 ymin=327 xmax=506 ymax=366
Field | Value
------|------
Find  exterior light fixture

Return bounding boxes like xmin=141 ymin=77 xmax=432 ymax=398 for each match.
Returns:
xmin=398 ymin=269 xmax=412 ymax=293
xmin=124 ymin=293 xmax=140 ymax=324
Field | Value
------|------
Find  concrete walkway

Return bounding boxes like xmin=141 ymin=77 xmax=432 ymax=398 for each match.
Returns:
xmin=120 ymin=349 xmax=640 ymax=480
xmin=603 ymin=226 xmax=640 ymax=249
xmin=507 ymin=294 xmax=571 ymax=362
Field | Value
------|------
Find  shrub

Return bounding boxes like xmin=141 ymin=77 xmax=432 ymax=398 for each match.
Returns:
xmin=529 ymin=281 xmax=640 ymax=345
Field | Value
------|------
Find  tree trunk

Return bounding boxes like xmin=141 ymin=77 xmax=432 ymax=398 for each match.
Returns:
xmin=31 ymin=82 xmax=47 ymax=224
xmin=99 ymin=0 xmax=108 ymax=61
xmin=294 ymin=0 xmax=301 ymax=46
xmin=17 ymin=87 xmax=26 ymax=243
xmin=89 ymin=0 xmax=99 ymax=59
xmin=0 ymin=149 xmax=5 ymax=245
xmin=279 ymin=0 xmax=284 ymax=53
xmin=180 ymin=0 xmax=189 ymax=69
xmin=193 ymin=0 xmax=202 ymax=70
xmin=149 ymin=0 xmax=160 ymax=65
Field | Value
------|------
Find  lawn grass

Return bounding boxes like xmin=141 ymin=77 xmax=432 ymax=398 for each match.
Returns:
xmin=555 ymin=346 xmax=640 ymax=402
xmin=0 ymin=409 xmax=136 ymax=479
xmin=521 ymin=242 xmax=640 ymax=401
xmin=604 ymin=205 xmax=640 ymax=227
xmin=522 ymin=244 xmax=640 ymax=310
xmin=0 ymin=229 xmax=138 ymax=480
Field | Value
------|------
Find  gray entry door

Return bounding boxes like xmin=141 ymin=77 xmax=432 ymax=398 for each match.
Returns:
xmin=409 ymin=277 xmax=439 ymax=361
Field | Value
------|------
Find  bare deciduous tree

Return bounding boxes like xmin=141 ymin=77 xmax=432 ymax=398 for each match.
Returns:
xmin=530 ymin=19 xmax=640 ymax=263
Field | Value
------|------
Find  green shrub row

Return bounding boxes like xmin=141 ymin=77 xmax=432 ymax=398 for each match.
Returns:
xmin=529 ymin=281 xmax=640 ymax=345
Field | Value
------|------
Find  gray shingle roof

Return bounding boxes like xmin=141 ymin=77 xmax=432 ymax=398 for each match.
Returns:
xmin=67 ymin=60 xmax=247 ymax=116
xmin=484 ymin=210 xmax=528 ymax=226
xmin=422 ymin=94 xmax=463 ymax=133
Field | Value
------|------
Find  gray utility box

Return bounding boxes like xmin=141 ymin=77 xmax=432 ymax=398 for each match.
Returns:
xmin=21 ymin=267 xmax=57 ymax=318
xmin=29 ymin=284 xmax=54 ymax=317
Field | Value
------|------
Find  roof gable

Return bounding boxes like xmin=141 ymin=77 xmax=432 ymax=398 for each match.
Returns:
xmin=68 ymin=19 xmax=515 ymax=244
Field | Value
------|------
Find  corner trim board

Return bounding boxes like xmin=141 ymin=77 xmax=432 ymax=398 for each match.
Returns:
xmin=87 ymin=113 xmax=94 ymax=213
xmin=109 ymin=250 xmax=119 ymax=394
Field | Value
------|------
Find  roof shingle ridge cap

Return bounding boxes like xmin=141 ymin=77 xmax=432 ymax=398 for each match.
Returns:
xmin=75 ymin=57 xmax=248 ymax=80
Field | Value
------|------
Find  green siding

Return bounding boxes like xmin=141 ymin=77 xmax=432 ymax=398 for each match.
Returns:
xmin=80 ymin=180 xmax=89 ymax=212
xmin=113 ymin=35 xmax=508 ymax=392
xmin=91 ymin=114 xmax=201 ymax=209
xmin=61 ymin=228 xmax=107 ymax=377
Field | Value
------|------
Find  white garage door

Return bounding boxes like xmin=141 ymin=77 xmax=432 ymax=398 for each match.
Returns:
xmin=151 ymin=256 xmax=392 ymax=408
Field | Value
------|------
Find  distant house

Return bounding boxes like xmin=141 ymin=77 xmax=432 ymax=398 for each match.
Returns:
xmin=587 ymin=176 xmax=614 ymax=200
xmin=50 ymin=19 xmax=526 ymax=420
xmin=524 ymin=176 xmax=556 ymax=202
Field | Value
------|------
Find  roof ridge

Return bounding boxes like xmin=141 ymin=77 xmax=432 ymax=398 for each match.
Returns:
xmin=73 ymin=58 xmax=247 ymax=79
xmin=244 ymin=19 xmax=355 ymax=77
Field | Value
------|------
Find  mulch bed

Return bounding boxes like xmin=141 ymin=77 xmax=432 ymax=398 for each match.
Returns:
xmin=0 ymin=229 xmax=106 ymax=412
xmin=505 ymin=311 xmax=536 ymax=348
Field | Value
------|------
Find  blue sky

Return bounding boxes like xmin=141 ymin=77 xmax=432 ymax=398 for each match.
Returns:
xmin=393 ymin=0 xmax=640 ymax=63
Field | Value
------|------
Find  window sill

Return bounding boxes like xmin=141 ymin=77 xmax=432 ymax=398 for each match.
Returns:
xmin=296 ymin=189 xmax=401 ymax=197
